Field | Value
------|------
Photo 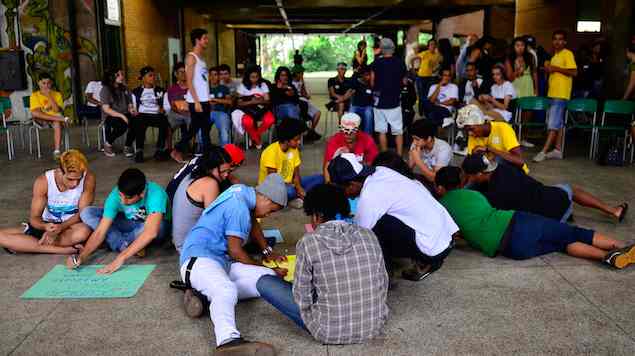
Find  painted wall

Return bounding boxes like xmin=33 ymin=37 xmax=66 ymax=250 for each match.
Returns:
xmin=0 ymin=0 xmax=99 ymax=121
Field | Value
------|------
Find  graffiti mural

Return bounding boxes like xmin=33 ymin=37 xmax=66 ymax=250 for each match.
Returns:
xmin=1 ymin=0 xmax=100 ymax=118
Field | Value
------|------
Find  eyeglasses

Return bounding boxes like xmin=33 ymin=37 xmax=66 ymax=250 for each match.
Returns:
xmin=340 ymin=127 xmax=359 ymax=135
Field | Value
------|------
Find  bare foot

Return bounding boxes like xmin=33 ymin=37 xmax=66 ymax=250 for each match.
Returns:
xmin=170 ymin=150 xmax=186 ymax=164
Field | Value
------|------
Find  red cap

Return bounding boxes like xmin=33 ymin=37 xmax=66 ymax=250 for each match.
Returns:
xmin=223 ymin=144 xmax=245 ymax=166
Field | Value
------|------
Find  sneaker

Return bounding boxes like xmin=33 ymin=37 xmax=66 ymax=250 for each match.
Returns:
xmin=604 ymin=245 xmax=635 ymax=269
xmin=103 ymin=144 xmax=115 ymax=157
xmin=183 ymin=288 xmax=204 ymax=318
xmin=53 ymin=150 xmax=62 ymax=160
xmin=134 ymin=151 xmax=144 ymax=163
xmin=520 ymin=140 xmax=535 ymax=148
xmin=124 ymin=146 xmax=135 ymax=158
xmin=402 ymin=260 xmax=441 ymax=282
xmin=215 ymin=338 xmax=275 ymax=356
xmin=289 ymin=198 xmax=304 ymax=209
xmin=545 ymin=149 xmax=563 ymax=160
xmin=533 ymin=151 xmax=546 ymax=162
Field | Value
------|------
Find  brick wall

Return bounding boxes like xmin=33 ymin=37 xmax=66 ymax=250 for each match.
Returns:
xmin=122 ymin=0 xmax=179 ymax=88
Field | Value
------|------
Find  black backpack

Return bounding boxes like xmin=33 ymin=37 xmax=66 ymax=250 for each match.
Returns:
xmin=597 ymin=135 xmax=624 ymax=167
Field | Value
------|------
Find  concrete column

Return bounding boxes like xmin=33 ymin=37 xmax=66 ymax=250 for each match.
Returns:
xmin=602 ymin=0 xmax=633 ymax=98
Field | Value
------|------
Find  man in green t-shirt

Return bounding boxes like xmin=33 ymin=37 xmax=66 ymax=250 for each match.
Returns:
xmin=434 ymin=166 xmax=635 ymax=268
xmin=67 ymin=168 xmax=169 ymax=274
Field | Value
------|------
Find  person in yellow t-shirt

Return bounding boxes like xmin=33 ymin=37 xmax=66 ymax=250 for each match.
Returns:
xmin=457 ymin=105 xmax=528 ymax=174
xmin=410 ymin=39 xmax=443 ymax=116
xmin=30 ymin=73 xmax=69 ymax=159
xmin=258 ymin=119 xmax=324 ymax=209
xmin=534 ymin=30 xmax=578 ymax=163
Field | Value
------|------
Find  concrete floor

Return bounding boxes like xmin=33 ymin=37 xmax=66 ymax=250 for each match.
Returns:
xmin=1 ymin=96 xmax=635 ymax=355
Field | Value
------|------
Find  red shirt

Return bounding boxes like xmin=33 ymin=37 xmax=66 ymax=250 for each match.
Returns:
xmin=324 ymin=132 xmax=378 ymax=164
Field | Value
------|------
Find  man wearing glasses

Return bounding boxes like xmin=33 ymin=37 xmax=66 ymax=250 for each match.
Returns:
xmin=323 ymin=113 xmax=378 ymax=183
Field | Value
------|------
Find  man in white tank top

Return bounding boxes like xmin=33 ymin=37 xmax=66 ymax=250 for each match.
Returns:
xmin=177 ymin=28 xmax=212 ymax=157
xmin=0 ymin=150 xmax=95 ymax=254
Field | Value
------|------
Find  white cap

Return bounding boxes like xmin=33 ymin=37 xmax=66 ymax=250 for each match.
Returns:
xmin=456 ymin=104 xmax=489 ymax=128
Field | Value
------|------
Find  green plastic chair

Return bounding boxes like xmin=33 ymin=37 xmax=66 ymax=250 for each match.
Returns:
xmin=513 ymin=96 xmax=550 ymax=143
xmin=563 ymin=98 xmax=598 ymax=159
xmin=595 ymin=100 xmax=635 ymax=163
xmin=0 ymin=98 xmax=15 ymax=160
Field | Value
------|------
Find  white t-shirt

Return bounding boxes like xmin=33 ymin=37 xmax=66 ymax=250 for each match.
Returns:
xmin=463 ymin=78 xmax=483 ymax=104
xmin=355 ymin=167 xmax=458 ymax=256
xmin=237 ymin=83 xmax=269 ymax=97
xmin=84 ymin=81 xmax=103 ymax=107
xmin=427 ymin=83 xmax=459 ymax=111
xmin=490 ymin=81 xmax=516 ymax=122
xmin=418 ymin=138 xmax=452 ymax=170
xmin=137 ymin=88 xmax=162 ymax=114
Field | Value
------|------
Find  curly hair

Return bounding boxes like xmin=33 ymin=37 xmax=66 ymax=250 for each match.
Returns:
xmin=303 ymin=184 xmax=351 ymax=221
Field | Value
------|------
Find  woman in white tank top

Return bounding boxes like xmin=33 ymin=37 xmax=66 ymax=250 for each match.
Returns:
xmin=0 ymin=150 xmax=95 ymax=254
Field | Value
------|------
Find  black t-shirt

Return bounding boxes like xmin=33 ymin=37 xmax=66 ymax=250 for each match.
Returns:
xmin=270 ymin=84 xmax=300 ymax=106
xmin=370 ymin=56 xmax=406 ymax=109
xmin=477 ymin=163 xmax=570 ymax=220
xmin=328 ymin=77 xmax=353 ymax=98
xmin=351 ymin=77 xmax=373 ymax=107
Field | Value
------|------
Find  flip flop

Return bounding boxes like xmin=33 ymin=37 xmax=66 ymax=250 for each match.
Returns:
xmin=618 ymin=203 xmax=629 ymax=223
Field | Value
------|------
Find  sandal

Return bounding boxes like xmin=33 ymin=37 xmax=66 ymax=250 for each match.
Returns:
xmin=618 ymin=203 xmax=629 ymax=223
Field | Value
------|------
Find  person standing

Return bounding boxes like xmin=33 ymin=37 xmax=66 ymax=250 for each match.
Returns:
xmin=352 ymin=40 xmax=368 ymax=73
xmin=184 ymin=29 xmax=212 ymax=156
xmin=349 ymin=66 xmax=375 ymax=134
xmin=411 ymin=39 xmax=442 ymax=116
xmin=534 ymin=30 xmax=577 ymax=162
xmin=371 ymin=38 xmax=408 ymax=155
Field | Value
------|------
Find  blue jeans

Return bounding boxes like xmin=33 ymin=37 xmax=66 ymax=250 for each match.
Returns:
xmin=80 ymin=206 xmax=169 ymax=252
xmin=350 ymin=105 xmax=374 ymax=134
xmin=286 ymin=174 xmax=325 ymax=200
xmin=210 ymin=111 xmax=231 ymax=146
xmin=276 ymin=104 xmax=301 ymax=121
xmin=256 ymin=275 xmax=307 ymax=330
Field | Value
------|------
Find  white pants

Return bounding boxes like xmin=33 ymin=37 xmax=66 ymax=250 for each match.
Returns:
xmin=180 ymin=257 xmax=276 ymax=346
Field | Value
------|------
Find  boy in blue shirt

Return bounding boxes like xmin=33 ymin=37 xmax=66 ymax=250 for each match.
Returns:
xmin=180 ymin=173 xmax=287 ymax=355
xmin=68 ymin=168 xmax=169 ymax=274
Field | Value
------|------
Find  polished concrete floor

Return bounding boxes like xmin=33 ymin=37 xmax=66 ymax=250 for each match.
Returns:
xmin=1 ymin=96 xmax=634 ymax=355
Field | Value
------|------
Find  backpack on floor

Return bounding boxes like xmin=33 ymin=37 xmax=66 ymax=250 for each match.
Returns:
xmin=597 ymin=135 xmax=624 ymax=167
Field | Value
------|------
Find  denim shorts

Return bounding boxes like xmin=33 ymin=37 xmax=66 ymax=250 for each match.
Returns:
xmin=547 ymin=98 xmax=567 ymax=130
xmin=502 ymin=211 xmax=594 ymax=260
xmin=554 ymin=183 xmax=573 ymax=223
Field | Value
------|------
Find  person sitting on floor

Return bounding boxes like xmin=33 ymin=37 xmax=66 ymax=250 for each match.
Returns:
xmin=328 ymin=152 xmax=457 ymax=282
xmin=435 ymin=166 xmax=635 ymax=269
xmin=323 ymin=113 xmax=378 ymax=183
xmin=29 ymin=72 xmax=70 ymax=159
xmin=259 ymin=119 xmax=324 ymax=209
xmin=68 ymin=168 xmax=169 ymax=274
xmin=423 ymin=68 xmax=458 ymax=127
xmin=408 ymin=119 xmax=452 ymax=186
xmin=256 ymin=183 xmax=389 ymax=344
xmin=456 ymin=104 xmax=529 ymax=173
xmin=131 ymin=66 xmax=170 ymax=163
xmin=462 ymin=153 xmax=628 ymax=223
xmin=179 ymin=174 xmax=287 ymax=356
xmin=0 ymin=150 xmax=94 ymax=254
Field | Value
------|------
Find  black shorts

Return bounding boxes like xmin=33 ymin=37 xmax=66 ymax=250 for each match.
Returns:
xmin=23 ymin=223 xmax=45 ymax=239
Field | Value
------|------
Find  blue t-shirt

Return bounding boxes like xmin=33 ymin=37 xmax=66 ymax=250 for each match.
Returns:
xmin=370 ymin=56 xmax=407 ymax=109
xmin=103 ymin=181 xmax=168 ymax=221
xmin=210 ymin=85 xmax=231 ymax=112
xmin=179 ymin=184 xmax=255 ymax=268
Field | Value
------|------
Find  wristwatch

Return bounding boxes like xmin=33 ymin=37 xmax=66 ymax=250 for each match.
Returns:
xmin=262 ymin=246 xmax=273 ymax=257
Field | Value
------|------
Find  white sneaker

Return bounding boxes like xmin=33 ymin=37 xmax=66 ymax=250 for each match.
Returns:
xmin=103 ymin=144 xmax=115 ymax=157
xmin=520 ymin=140 xmax=535 ymax=148
xmin=123 ymin=146 xmax=135 ymax=158
xmin=533 ymin=151 xmax=546 ymax=162
xmin=545 ymin=149 xmax=563 ymax=160
xmin=53 ymin=150 xmax=62 ymax=160
xmin=289 ymin=198 xmax=304 ymax=209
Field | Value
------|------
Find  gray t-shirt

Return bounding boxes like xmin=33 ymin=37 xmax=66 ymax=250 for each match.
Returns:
xmin=171 ymin=175 xmax=203 ymax=252
xmin=419 ymin=138 xmax=452 ymax=170
xmin=100 ymin=85 xmax=132 ymax=118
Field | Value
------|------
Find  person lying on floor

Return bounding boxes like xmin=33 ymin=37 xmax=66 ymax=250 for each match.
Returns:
xmin=66 ymin=168 xmax=169 ymax=274
xmin=461 ymin=153 xmax=628 ymax=223
xmin=328 ymin=152 xmax=458 ymax=281
xmin=256 ymin=183 xmax=388 ymax=344
xmin=435 ymin=166 xmax=635 ymax=268
xmin=179 ymin=174 xmax=288 ymax=356
xmin=0 ymin=150 xmax=94 ymax=254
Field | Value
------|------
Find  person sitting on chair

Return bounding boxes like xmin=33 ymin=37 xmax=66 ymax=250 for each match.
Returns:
xmin=29 ymin=73 xmax=70 ymax=159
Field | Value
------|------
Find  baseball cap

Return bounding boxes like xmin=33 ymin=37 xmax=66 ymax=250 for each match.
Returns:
xmin=340 ymin=113 xmax=361 ymax=132
xmin=461 ymin=153 xmax=498 ymax=175
xmin=223 ymin=144 xmax=245 ymax=166
xmin=327 ymin=153 xmax=375 ymax=185
xmin=380 ymin=38 xmax=395 ymax=54
xmin=456 ymin=104 xmax=489 ymax=128
xmin=256 ymin=173 xmax=288 ymax=207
